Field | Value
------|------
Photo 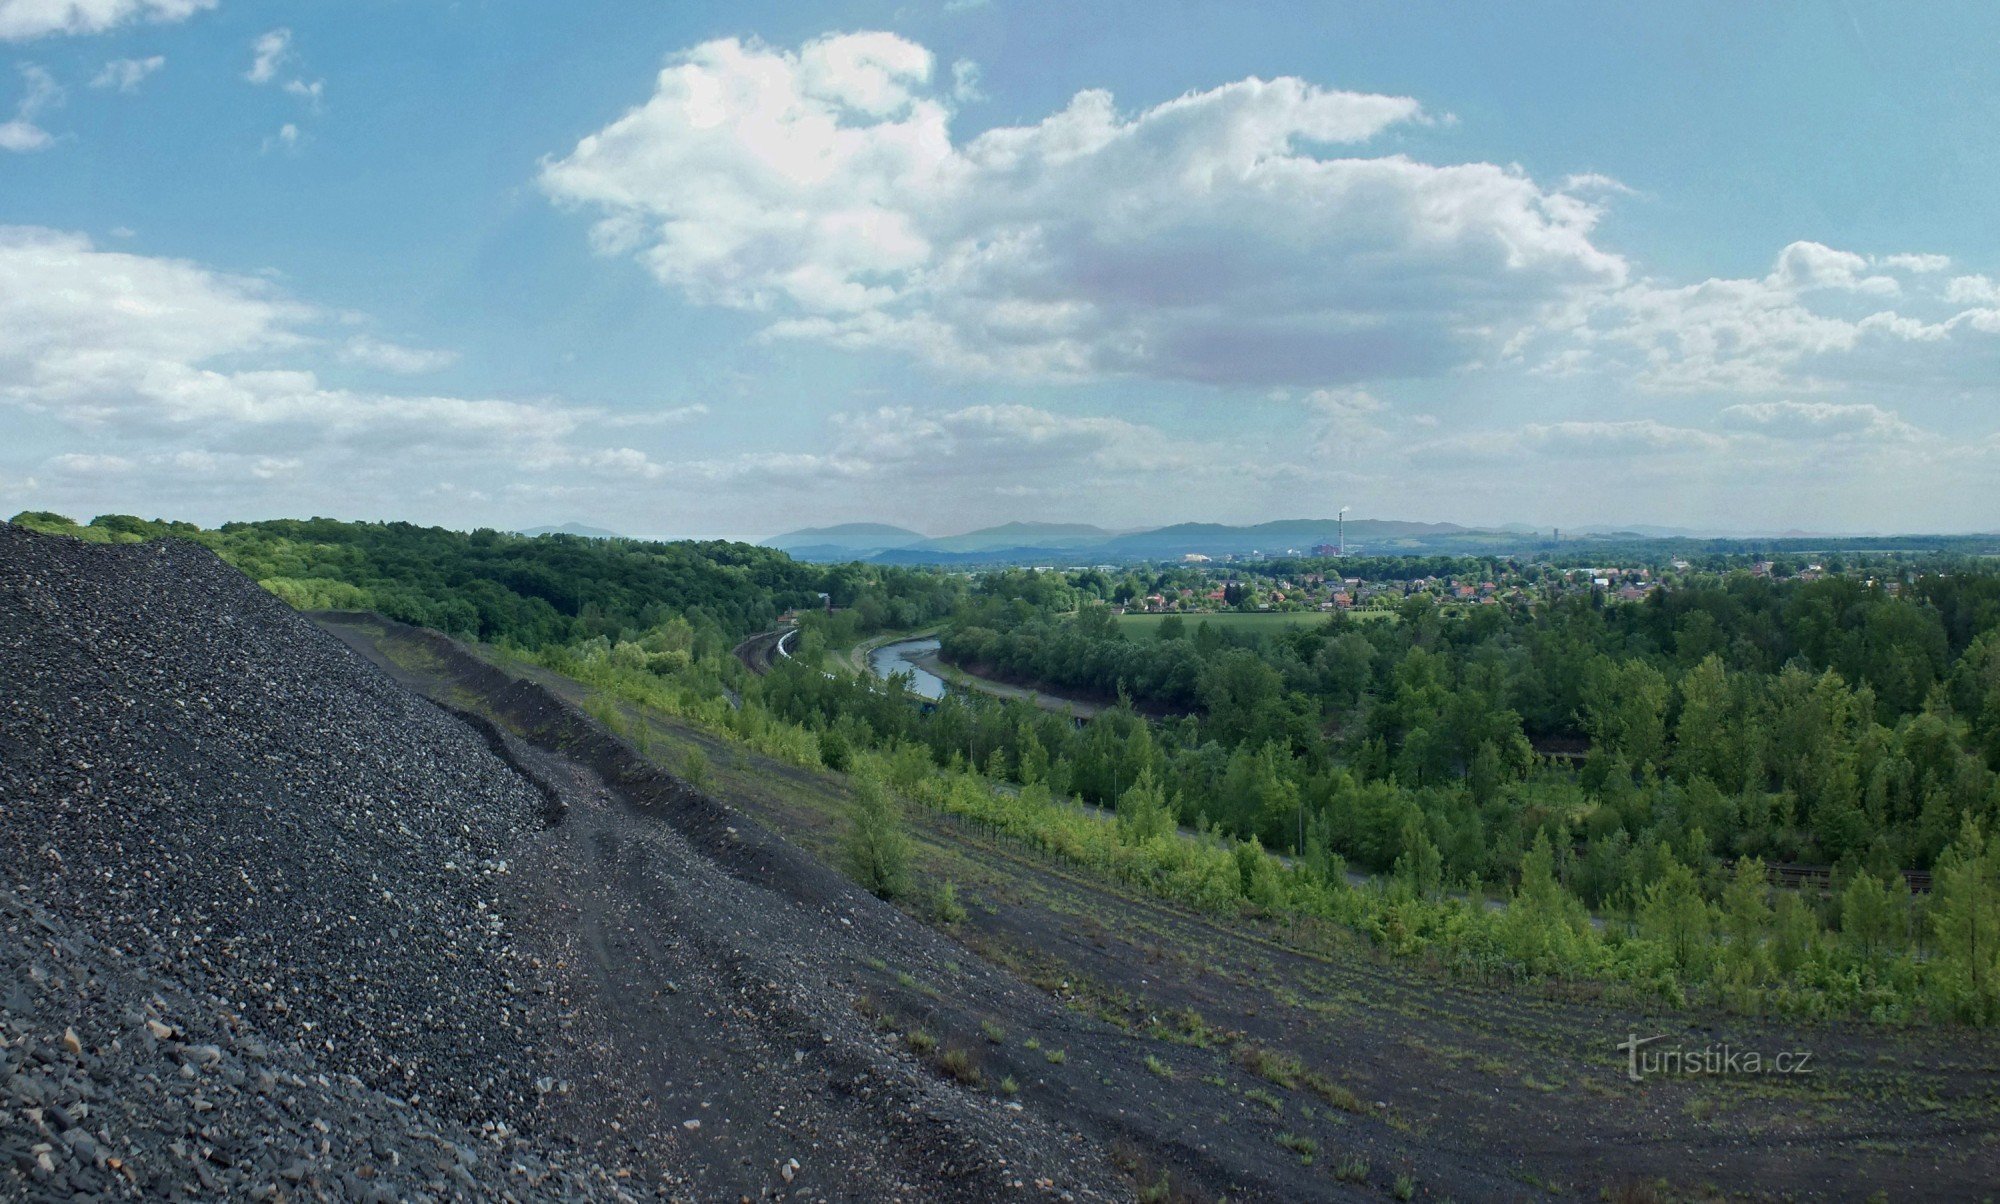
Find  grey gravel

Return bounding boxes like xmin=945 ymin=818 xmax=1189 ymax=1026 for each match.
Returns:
xmin=0 ymin=525 xmax=1126 ymax=1201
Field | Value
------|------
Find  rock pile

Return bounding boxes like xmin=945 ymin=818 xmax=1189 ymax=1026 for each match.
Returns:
xmin=0 ymin=526 xmax=612 ymax=1198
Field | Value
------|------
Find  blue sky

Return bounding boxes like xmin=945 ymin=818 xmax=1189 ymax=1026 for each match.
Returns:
xmin=2 ymin=0 xmax=1997 ymax=539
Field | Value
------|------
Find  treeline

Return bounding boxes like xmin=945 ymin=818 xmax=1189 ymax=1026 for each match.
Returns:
xmin=937 ymin=570 xmax=2000 ymax=869
xmin=10 ymin=510 xmax=830 ymax=648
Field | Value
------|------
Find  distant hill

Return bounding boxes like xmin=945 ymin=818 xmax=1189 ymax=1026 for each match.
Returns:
xmin=770 ymin=516 xmax=1546 ymax=565
xmin=519 ymin=522 xmax=626 ymax=540
xmin=911 ymin=522 xmax=1118 ymax=554
xmin=1099 ymin=519 xmax=1475 ymax=559
xmin=763 ymin=523 xmax=927 ymax=560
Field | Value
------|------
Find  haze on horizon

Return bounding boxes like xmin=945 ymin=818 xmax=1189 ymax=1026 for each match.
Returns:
xmin=2 ymin=0 xmax=1996 ymax=543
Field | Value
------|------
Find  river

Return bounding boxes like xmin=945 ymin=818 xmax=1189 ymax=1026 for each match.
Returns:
xmin=867 ymin=637 xmax=950 ymax=700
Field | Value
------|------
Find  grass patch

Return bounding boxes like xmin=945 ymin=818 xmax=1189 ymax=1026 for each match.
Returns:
xmin=980 ymin=1019 xmax=1007 ymax=1044
xmin=1275 ymin=1132 xmax=1318 ymax=1164
xmin=906 ymin=1029 xmax=938 ymax=1055
xmin=1302 ymin=1071 xmax=1365 ymax=1113
xmin=1334 ymin=1155 xmax=1370 ymax=1183
xmin=1145 ymin=1053 xmax=1174 ymax=1079
xmin=1245 ymin=1087 xmax=1283 ymax=1113
xmin=937 ymin=1045 xmax=983 ymax=1087
xmin=1044 ymin=1047 xmax=1067 ymax=1065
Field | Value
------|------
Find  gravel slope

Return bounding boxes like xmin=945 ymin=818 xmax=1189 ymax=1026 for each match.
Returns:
xmin=0 ymin=525 xmax=1122 ymax=1200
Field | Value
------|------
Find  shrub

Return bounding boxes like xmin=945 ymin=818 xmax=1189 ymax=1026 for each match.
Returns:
xmin=681 ymin=746 xmax=711 ymax=789
xmin=817 ymin=728 xmax=851 ymax=772
xmin=934 ymin=881 xmax=969 ymax=924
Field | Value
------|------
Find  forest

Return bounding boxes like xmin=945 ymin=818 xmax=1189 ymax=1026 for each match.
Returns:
xmin=765 ymin=555 xmax=2000 ymax=1023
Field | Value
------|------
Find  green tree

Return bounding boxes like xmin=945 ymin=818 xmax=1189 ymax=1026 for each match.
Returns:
xmin=1930 ymin=817 xmax=2000 ymax=1021
xmin=1839 ymin=870 xmax=1904 ymax=963
xmin=1718 ymin=857 xmax=1772 ymax=984
xmin=1583 ymin=657 xmax=1671 ymax=774
xmin=1638 ymin=856 xmax=1713 ymax=971
xmin=1498 ymin=831 xmax=1594 ymax=975
xmin=1116 ymin=768 xmax=1175 ymax=846
xmin=1392 ymin=811 xmax=1443 ymax=900
xmin=842 ymin=776 xmax=913 ymax=900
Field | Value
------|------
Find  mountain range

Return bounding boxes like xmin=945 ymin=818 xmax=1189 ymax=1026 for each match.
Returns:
xmin=762 ymin=518 xmax=1535 ymax=563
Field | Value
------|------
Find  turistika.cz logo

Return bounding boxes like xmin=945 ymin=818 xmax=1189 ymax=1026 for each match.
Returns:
xmin=1616 ymin=1033 xmax=1814 ymax=1082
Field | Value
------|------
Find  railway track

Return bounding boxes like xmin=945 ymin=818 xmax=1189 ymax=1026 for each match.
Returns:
xmin=731 ymin=625 xmax=794 ymax=676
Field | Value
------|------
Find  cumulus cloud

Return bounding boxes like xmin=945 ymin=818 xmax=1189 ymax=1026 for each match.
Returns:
xmin=1538 ymin=240 xmax=2000 ymax=393
xmin=0 ymin=0 xmax=211 ymax=41
xmin=1945 ymin=275 xmax=2000 ymax=305
xmin=542 ymin=31 xmax=1625 ymax=387
xmin=89 ymin=54 xmax=162 ymax=92
xmin=0 ymin=226 xmax=601 ymax=456
xmin=245 ymin=28 xmax=290 ymax=84
xmin=0 ymin=63 xmax=61 ymax=152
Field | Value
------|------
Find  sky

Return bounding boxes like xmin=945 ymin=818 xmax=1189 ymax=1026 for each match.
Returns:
xmin=2 ymin=0 xmax=1997 ymax=541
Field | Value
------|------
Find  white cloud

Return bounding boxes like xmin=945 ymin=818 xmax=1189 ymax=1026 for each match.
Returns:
xmin=1716 ymin=399 xmax=1923 ymax=442
xmin=0 ymin=63 xmax=61 ymax=152
xmin=283 ymin=76 xmax=322 ymax=107
xmin=1878 ymin=252 xmax=1949 ymax=273
xmin=681 ymin=402 xmax=1200 ymax=490
xmin=1769 ymin=240 xmax=1898 ymax=295
xmin=340 ymin=336 xmax=458 ymax=374
xmin=1302 ymin=387 xmax=1388 ymax=446
xmin=599 ymin=403 xmax=709 ymax=428
xmin=542 ymin=31 xmax=1624 ymax=388
xmin=1945 ymin=275 xmax=2000 ymax=305
xmin=47 ymin=451 xmax=131 ymax=475
xmin=89 ymin=54 xmax=162 ymax=92
xmin=950 ymin=58 xmax=982 ymax=102
xmin=0 ymin=226 xmax=587 ymax=451
xmin=261 ymin=121 xmax=298 ymax=154
xmin=246 ymin=28 xmax=290 ymax=84
xmin=1420 ymin=419 xmax=1726 ymax=464
xmin=1538 ymin=240 xmax=1998 ymax=393
xmin=0 ymin=0 xmax=211 ymax=41
xmin=1560 ymin=172 xmax=1635 ymax=195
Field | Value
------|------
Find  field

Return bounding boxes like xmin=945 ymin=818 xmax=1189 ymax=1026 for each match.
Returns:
xmin=1116 ymin=609 xmax=1394 ymax=634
